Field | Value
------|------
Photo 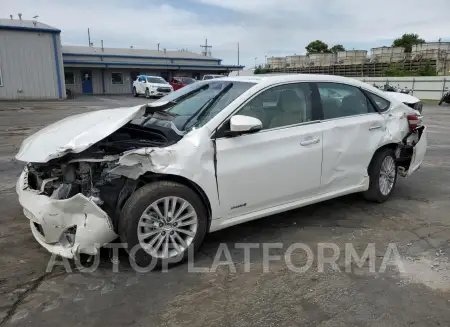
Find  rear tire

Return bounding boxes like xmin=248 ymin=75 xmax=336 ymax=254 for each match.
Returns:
xmin=145 ymin=88 xmax=150 ymax=99
xmin=118 ymin=181 xmax=208 ymax=270
xmin=133 ymin=87 xmax=138 ymax=97
xmin=363 ymin=148 xmax=397 ymax=203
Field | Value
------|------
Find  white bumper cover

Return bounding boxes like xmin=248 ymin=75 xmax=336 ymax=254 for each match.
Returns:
xmin=16 ymin=170 xmax=118 ymax=258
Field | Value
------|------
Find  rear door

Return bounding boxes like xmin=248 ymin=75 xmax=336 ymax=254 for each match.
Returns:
xmin=316 ymin=82 xmax=386 ymax=194
xmin=215 ymin=82 xmax=324 ymax=218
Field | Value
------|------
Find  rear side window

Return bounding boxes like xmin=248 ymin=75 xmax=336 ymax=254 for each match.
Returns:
xmin=366 ymin=92 xmax=390 ymax=112
xmin=317 ymin=82 xmax=376 ymax=119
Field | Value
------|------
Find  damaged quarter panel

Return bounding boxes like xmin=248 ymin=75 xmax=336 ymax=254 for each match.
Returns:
xmin=318 ymin=82 xmax=386 ymax=193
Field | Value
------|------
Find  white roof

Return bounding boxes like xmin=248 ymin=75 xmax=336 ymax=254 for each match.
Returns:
xmin=62 ymin=45 xmax=219 ymax=61
xmin=0 ymin=19 xmax=59 ymax=32
xmin=216 ymin=74 xmax=392 ymax=99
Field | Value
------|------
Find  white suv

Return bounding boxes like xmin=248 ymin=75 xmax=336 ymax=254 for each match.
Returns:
xmin=133 ymin=75 xmax=173 ymax=98
xmin=15 ymin=74 xmax=427 ymax=268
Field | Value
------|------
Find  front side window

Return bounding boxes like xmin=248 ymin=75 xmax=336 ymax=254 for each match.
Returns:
xmin=65 ymin=72 xmax=75 ymax=85
xmin=317 ymin=82 xmax=375 ymax=119
xmin=237 ymin=83 xmax=314 ymax=130
xmin=111 ymin=73 xmax=124 ymax=85
xmin=203 ymin=75 xmax=213 ymax=80
xmin=162 ymin=81 xmax=256 ymax=131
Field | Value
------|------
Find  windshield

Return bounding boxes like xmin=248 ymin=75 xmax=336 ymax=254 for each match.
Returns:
xmin=147 ymin=77 xmax=167 ymax=84
xmin=154 ymin=80 xmax=255 ymax=131
xmin=181 ymin=77 xmax=196 ymax=84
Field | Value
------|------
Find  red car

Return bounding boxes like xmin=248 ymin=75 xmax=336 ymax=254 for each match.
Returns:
xmin=169 ymin=77 xmax=197 ymax=90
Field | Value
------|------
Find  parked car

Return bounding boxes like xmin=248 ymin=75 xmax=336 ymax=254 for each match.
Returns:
xmin=15 ymin=74 xmax=427 ymax=268
xmin=169 ymin=77 xmax=197 ymax=90
xmin=133 ymin=75 xmax=173 ymax=98
xmin=202 ymin=74 xmax=224 ymax=80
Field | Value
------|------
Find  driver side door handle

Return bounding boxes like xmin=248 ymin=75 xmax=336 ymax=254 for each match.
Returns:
xmin=369 ymin=124 xmax=382 ymax=131
xmin=300 ymin=137 xmax=320 ymax=146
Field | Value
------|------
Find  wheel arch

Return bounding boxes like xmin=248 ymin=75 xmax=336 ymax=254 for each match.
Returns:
xmin=137 ymin=173 xmax=212 ymax=225
xmin=368 ymin=143 xmax=398 ymax=170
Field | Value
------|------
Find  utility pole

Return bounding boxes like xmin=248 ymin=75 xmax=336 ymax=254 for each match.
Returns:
xmin=254 ymin=57 xmax=257 ymax=69
xmin=237 ymin=42 xmax=240 ymax=76
xmin=200 ymin=38 xmax=212 ymax=56
xmin=88 ymin=28 xmax=91 ymax=47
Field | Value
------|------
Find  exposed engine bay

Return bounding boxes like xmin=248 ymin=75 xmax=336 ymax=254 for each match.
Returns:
xmin=24 ymin=109 xmax=186 ymax=228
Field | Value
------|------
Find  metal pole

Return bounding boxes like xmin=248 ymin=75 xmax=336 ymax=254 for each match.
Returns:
xmin=88 ymin=28 xmax=91 ymax=47
xmin=237 ymin=42 xmax=240 ymax=76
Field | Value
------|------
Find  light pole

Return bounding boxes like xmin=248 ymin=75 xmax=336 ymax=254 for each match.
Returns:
xmin=254 ymin=57 xmax=258 ymax=68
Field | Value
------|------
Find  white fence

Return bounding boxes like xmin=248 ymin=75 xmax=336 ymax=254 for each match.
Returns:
xmin=354 ymin=76 xmax=448 ymax=100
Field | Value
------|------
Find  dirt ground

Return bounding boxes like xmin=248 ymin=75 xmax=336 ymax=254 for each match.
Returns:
xmin=0 ymin=96 xmax=449 ymax=327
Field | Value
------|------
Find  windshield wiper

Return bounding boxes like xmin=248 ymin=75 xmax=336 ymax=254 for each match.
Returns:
xmin=181 ymin=83 xmax=233 ymax=131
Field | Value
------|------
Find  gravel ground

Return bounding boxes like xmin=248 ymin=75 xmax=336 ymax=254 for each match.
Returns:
xmin=0 ymin=96 xmax=449 ymax=327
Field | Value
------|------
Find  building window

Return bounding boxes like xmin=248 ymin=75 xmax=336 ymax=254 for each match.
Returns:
xmin=111 ymin=73 xmax=124 ymax=85
xmin=65 ymin=72 xmax=75 ymax=85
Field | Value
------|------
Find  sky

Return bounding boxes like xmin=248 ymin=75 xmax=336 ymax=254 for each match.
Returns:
xmin=2 ymin=0 xmax=450 ymax=67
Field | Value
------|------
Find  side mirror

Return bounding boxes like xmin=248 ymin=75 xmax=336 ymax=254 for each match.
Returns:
xmin=225 ymin=115 xmax=263 ymax=137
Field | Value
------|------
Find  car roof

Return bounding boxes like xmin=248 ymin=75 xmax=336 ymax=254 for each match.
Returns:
xmin=140 ymin=75 xmax=164 ymax=78
xmin=213 ymin=74 xmax=389 ymax=96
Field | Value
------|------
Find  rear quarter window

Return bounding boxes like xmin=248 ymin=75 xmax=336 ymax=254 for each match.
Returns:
xmin=366 ymin=92 xmax=391 ymax=112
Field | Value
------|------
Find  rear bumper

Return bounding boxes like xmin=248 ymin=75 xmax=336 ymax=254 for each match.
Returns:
xmin=16 ymin=169 xmax=117 ymax=259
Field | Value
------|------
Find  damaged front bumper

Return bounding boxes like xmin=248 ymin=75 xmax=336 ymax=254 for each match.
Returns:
xmin=16 ymin=169 xmax=118 ymax=259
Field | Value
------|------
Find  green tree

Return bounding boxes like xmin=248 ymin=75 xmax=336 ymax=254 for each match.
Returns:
xmin=306 ymin=40 xmax=329 ymax=54
xmin=392 ymin=33 xmax=425 ymax=53
xmin=330 ymin=44 xmax=345 ymax=54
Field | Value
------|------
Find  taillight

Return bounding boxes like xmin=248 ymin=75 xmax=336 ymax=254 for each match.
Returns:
xmin=407 ymin=114 xmax=422 ymax=130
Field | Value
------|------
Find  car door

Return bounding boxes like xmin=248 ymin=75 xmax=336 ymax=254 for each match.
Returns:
xmin=136 ymin=76 xmax=144 ymax=94
xmin=215 ymin=82 xmax=324 ymax=218
xmin=316 ymin=82 xmax=386 ymax=194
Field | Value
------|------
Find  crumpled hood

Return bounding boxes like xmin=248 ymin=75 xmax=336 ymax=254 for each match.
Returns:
xmin=384 ymin=91 xmax=420 ymax=104
xmin=16 ymin=105 xmax=145 ymax=163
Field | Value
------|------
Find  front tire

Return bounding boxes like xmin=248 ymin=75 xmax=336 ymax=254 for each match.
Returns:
xmin=363 ymin=148 xmax=397 ymax=203
xmin=119 ymin=181 xmax=208 ymax=270
xmin=145 ymin=88 xmax=150 ymax=99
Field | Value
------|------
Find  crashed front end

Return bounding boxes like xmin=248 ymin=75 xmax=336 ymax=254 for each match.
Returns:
xmin=15 ymin=104 xmax=188 ymax=259
xmin=16 ymin=152 xmax=141 ymax=258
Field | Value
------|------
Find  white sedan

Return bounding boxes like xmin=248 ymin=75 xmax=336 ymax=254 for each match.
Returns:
xmin=15 ymin=74 xmax=427 ymax=268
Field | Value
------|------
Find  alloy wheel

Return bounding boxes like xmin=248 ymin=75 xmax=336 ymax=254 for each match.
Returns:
xmin=379 ymin=156 xmax=396 ymax=196
xmin=137 ymin=196 xmax=198 ymax=259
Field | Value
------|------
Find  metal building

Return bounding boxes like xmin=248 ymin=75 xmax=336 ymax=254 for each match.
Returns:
xmin=0 ymin=18 xmax=244 ymax=100
xmin=0 ymin=18 xmax=65 ymax=100
xmin=62 ymin=45 xmax=242 ymax=95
